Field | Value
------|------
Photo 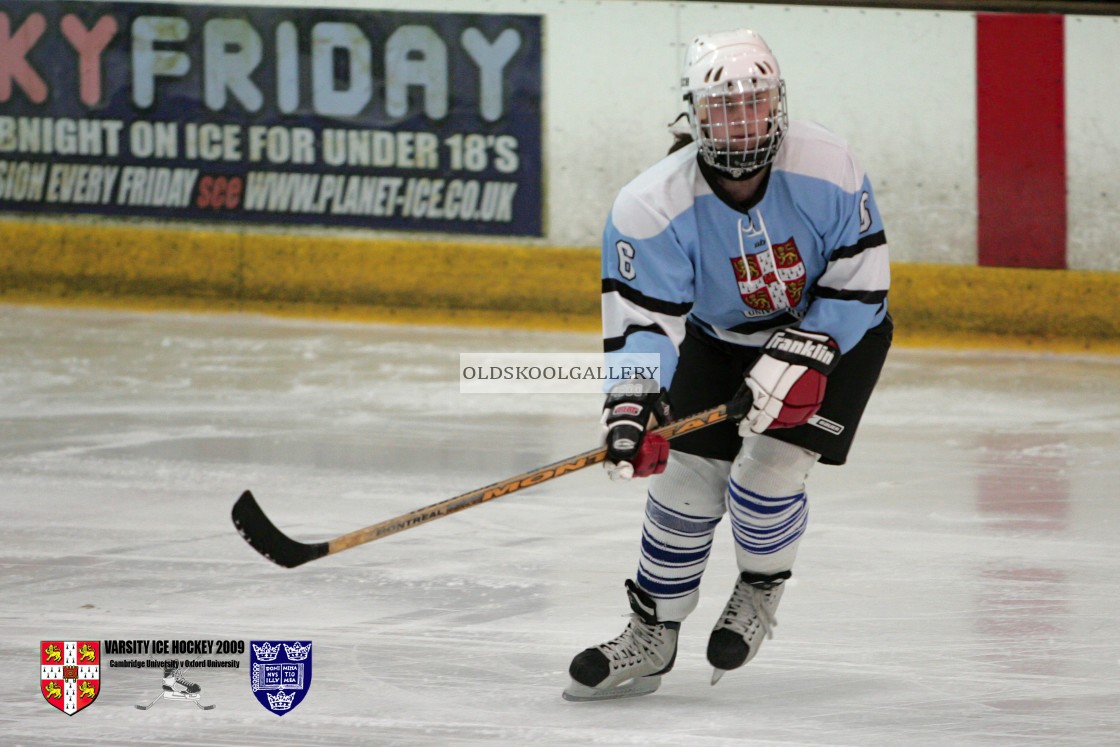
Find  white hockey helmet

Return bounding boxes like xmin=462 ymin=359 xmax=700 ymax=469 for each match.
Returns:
xmin=682 ymin=29 xmax=788 ymax=179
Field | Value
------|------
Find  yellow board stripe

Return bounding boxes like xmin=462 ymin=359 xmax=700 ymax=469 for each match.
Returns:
xmin=2 ymin=220 xmax=1119 ymax=352
xmin=889 ymin=263 xmax=1120 ymax=353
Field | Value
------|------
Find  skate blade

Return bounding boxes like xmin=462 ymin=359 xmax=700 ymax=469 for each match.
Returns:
xmin=562 ymin=675 xmax=661 ymax=702
xmin=163 ymin=692 xmax=201 ymax=701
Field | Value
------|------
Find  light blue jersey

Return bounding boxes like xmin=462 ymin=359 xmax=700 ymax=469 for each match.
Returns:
xmin=602 ymin=121 xmax=890 ymax=389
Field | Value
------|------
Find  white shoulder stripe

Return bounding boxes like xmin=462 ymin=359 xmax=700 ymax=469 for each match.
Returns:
xmin=602 ymin=291 xmax=687 ymax=347
xmin=775 ymin=121 xmax=864 ymax=193
xmin=611 ymin=146 xmax=710 ymax=240
xmin=818 ymin=245 xmax=890 ymax=292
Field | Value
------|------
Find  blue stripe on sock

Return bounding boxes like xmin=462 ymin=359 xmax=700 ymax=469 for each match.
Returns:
xmin=730 ymin=511 xmax=807 ymax=554
xmin=730 ymin=530 xmax=805 ymax=555
xmin=727 ymin=479 xmax=804 ymax=515
xmin=641 ymin=530 xmax=712 ymax=565
xmin=645 ymin=493 xmax=722 ymax=535
xmin=729 ymin=505 xmax=805 ymax=539
xmin=636 ymin=568 xmax=703 ymax=598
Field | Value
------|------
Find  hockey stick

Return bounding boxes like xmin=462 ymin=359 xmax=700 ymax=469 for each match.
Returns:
xmin=134 ymin=693 xmax=163 ymax=710
xmin=232 ymin=403 xmax=729 ymax=568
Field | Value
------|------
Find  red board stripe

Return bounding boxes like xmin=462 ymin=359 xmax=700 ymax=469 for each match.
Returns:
xmin=976 ymin=14 xmax=1066 ymax=269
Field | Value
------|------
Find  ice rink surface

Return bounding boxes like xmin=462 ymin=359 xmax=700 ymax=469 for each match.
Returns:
xmin=2 ymin=304 xmax=1118 ymax=746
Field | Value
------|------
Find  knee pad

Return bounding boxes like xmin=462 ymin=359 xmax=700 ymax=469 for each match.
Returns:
xmin=649 ymin=451 xmax=731 ymax=520
xmin=730 ymin=436 xmax=819 ymax=497
xmin=726 ymin=437 xmax=819 ymax=572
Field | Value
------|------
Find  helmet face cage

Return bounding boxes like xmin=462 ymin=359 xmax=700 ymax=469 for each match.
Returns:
xmin=687 ymin=77 xmax=788 ymax=179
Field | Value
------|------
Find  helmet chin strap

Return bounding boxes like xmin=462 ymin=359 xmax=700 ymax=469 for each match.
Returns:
xmin=719 ymin=162 xmax=768 ymax=181
xmin=701 ymin=148 xmax=773 ymax=181
xmin=698 ymin=119 xmax=780 ymax=179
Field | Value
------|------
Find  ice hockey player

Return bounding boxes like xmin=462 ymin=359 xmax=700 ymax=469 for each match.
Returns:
xmin=564 ymin=28 xmax=892 ymax=701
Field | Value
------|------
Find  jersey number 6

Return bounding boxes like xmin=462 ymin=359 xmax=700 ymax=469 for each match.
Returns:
xmin=858 ymin=192 xmax=872 ymax=233
xmin=616 ymin=240 xmax=637 ymax=280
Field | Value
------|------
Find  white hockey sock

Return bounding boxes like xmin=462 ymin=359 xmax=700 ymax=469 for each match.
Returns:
xmin=726 ymin=437 xmax=819 ymax=575
xmin=636 ymin=452 xmax=730 ymax=621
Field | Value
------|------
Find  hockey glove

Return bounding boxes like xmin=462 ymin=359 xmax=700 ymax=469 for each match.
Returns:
xmin=600 ymin=379 xmax=671 ymax=481
xmin=731 ymin=328 xmax=840 ymax=435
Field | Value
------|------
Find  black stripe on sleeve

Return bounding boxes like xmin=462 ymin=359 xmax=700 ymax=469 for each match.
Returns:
xmin=813 ymin=286 xmax=889 ymax=304
xmin=829 ymin=230 xmax=887 ymax=261
xmin=723 ymin=312 xmax=800 ymax=336
xmin=602 ymin=278 xmax=693 ymax=316
xmin=686 ymin=314 xmax=796 ymax=347
xmin=603 ymin=323 xmax=668 ymax=352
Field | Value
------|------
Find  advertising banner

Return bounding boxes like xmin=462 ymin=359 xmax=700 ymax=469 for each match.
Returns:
xmin=0 ymin=1 xmax=543 ymax=235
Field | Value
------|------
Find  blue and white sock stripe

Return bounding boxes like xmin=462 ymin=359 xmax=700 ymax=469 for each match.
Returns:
xmin=727 ymin=477 xmax=805 ymax=513
xmin=729 ymin=511 xmax=807 ymax=554
xmin=727 ymin=478 xmax=805 ymax=516
xmin=728 ymin=497 xmax=806 ymax=537
xmin=645 ymin=493 xmax=722 ymax=535
xmin=637 ymin=492 xmax=721 ymax=600
xmin=636 ymin=565 xmax=707 ymax=599
xmin=641 ymin=527 xmax=713 ymax=565
xmin=727 ymin=478 xmax=808 ymax=555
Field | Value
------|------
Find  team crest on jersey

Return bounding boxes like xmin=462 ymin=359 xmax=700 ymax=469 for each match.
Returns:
xmin=250 ymin=641 xmax=312 ymax=716
xmin=730 ymin=238 xmax=807 ymax=317
xmin=41 ymin=641 xmax=100 ymax=715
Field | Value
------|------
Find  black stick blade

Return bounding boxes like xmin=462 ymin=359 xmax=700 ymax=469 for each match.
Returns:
xmin=231 ymin=491 xmax=329 ymax=568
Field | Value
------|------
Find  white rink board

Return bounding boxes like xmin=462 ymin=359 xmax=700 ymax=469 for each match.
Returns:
xmin=1065 ymin=15 xmax=1120 ymax=271
xmin=92 ymin=0 xmax=1120 ymax=269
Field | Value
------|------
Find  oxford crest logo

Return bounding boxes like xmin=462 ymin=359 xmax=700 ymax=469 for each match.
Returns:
xmin=250 ymin=640 xmax=312 ymax=716
xmin=730 ymin=237 xmax=807 ymax=317
xmin=41 ymin=641 xmax=100 ymax=715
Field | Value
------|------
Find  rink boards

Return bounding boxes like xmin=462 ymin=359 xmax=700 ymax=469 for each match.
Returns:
xmin=2 ymin=218 xmax=1119 ymax=353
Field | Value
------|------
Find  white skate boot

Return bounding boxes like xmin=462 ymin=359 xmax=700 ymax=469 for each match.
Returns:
xmin=563 ymin=580 xmax=680 ymax=701
xmin=162 ymin=667 xmax=201 ymax=695
xmin=136 ymin=667 xmax=214 ymax=710
xmin=707 ymin=570 xmax=791 ymax=684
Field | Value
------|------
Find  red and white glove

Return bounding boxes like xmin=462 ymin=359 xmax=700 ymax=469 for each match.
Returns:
xmin=732 ymin=329 xmax=840 ymax=435
xmin=600 ymin=379 xmax=671 ymax=481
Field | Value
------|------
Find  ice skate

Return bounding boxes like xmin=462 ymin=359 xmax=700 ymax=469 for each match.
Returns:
xmin=563 ymin=579 xmax=680 ymax=702
xmin=158 ymin=668 xmax=215 ymax=709
xmin=707 ymin=570 xmax=790 ymax=684
xmin=137 ymin=668 xmax=214 ymax=710
xmin=163 ymin=666 xmax=201 ymax=695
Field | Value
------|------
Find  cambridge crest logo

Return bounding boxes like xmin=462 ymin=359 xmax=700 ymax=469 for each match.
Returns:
xmin=41 ymin=641 xmax=100 ymax=715
xmin=730 ymin=237 xmax=807 ymax=317
xmin=250 ymin=640 xmax=312 ymax=716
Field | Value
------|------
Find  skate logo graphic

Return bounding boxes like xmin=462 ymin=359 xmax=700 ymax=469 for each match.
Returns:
xmin=250 ymin=641 xmax=312 ymax=716
xmin=135 ymin=667 xmax=215 ymax=710
xmin=40 ymin=641 xmax=99 ymax=715
xmin=730 ymin=237 xmax=807 ymax=317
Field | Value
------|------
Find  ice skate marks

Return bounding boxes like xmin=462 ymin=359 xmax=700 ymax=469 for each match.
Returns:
xmin=250 ymin=640 xmax=312 ymax=716
xmin=41 ymin=641 xmax=100 ymax=715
